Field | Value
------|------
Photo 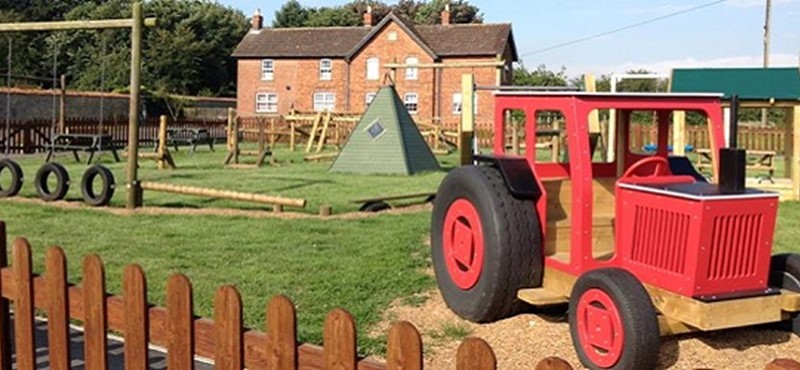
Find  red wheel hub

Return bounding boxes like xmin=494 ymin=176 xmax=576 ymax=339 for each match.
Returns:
xmin=575 ymin=288 xmax=625 ymax=368
xmin=442 ymin=199 xmax=484 ymax=290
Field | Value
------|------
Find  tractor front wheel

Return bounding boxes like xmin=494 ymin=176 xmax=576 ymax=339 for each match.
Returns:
xmin=569 ymin=268 xmax=660 ymax=370
xmin=769 ymin=253 xmax=800 ymax=336
xmin=431 ymin=165 xmax=542 ymax=323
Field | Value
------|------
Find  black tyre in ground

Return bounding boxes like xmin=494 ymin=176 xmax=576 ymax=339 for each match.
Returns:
xmin=360 ymin=201 xmax=391 ymax=213
xmin=769 ymin=253 xmax=800 ymax=336
xmin=431 ymin=165 xmax=542 ymax=323
xmin=35 ymin=163 xmax=70 ymax=202
xmin=81 ymin=165 xmax=115 ymax=207
xmin=569 ymin=268 xmax=660 ymax=370
xmin=0 ymin=159 xmax=23 ymax=197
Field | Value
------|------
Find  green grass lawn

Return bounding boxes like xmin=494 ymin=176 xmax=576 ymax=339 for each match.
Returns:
xmin=4 ymin=145 xmax=454 ymax=214
xmin=0 ymin=200 xmax=434 ymax=355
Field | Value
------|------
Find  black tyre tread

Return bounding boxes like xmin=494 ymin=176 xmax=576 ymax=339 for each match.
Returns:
xmin=478 ymin=166 xmax=541 ymax=319
xmin=770 ymin=253 xmax=800 ymax=336
xmin=431 ymin=165 xmax=542 ymax=323
xmin=361 ymin=201 xmax=391 ymax=213
xmin=35 ymin=163 xmax=70 ymax=202
xmin=569 ymin=268 xmax=660 ymax=370
xmin=81 ymin=165 xmax=115 ymax=207
xmin=0 ymin=159 xmax=23 ymax=197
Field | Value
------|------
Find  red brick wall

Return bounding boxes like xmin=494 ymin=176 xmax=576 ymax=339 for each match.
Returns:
xmin=236 ymin=20 xmax=514 ymax=129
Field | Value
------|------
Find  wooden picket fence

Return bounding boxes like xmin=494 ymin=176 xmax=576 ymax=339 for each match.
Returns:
xmin=0 ymin=221 xmax=507 ymax=370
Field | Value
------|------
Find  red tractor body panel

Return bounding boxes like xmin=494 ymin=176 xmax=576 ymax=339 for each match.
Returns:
xmin=491 ymin=92 xmax=778 ymax=299
xmin=615 ymin=180 xmax=778 ymax=298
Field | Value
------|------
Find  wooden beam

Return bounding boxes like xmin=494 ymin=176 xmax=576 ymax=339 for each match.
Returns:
xmin=460 ymin=74 xmax=475 ymax=166
xmin=584 ymin=74 xmax=600 ymax=133
xmin=672 ymin=111 xmax=686 ymax=156
xmin=0 ymin=18 xmax=156 ymax=32
xmin=140 ymin=182 xmax=307 ymax=208
xmin=793 ymin=106 xmax=800 ymax=201
xmin=384 ymin=61 xmax=505 ymax=69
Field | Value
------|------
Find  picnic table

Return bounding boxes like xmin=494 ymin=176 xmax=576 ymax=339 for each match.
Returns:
xmin=696 ymin=148 xmax=776 ymax=183
xmin=45 ymin=134 xmax=120 ymax=165
xmin=163 ymin=128 xmax=215 ymax=153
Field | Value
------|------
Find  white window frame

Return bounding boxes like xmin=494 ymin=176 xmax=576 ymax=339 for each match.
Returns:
xmin=313 ymin=92 xmax=336 ymax=112
xmin=365 ymin=92 xmax=377 ymax=106
xmin=256 ymin=93 xmax=278 ymax=113
xmin=319 ymin=59 xmax=332 ymax=81
xmin=404 ymin=93 xmax=419 ymax=114
xmin=405 ymin=57 xmax=419 ymax=80
xmin=261 ymin=59 xmax=274 ymax=81
xmin=452 ymin=93 xmax=478 ymax=115
xmin=366 ymin=57 xmax=380 ymax=81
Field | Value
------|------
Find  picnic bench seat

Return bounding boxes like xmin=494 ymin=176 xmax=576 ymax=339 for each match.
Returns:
xmin=160 ymin=128 xmax=215 ymax=153
xmin=695 ymin=148 xmax=776 ymax=183
xmin=45 ymin=134 xmax=121 ymax=165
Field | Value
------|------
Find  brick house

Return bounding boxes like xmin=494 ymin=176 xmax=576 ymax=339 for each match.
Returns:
xmin=232 ymin=7 xmax=518 ymax=128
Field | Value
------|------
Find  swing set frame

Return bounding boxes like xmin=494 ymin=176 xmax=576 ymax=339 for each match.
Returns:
xmin=0 ymin=2 xmax=156 ymax=209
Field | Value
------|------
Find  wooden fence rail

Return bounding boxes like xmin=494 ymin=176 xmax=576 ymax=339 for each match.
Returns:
xmin=1 ymin=117 xmax=228 ymax=154
xmin=0 ymin=221 xmax=508 ymax=370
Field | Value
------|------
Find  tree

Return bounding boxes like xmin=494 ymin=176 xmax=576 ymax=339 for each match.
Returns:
xmin=415 ymin=0 xmax=483 ymax=24
xmin=272 ymin=0 xmax=309 ymax=28
xmin=60 ymin=0 xmax=248 ymax=96
xmin=304 ymin=6 xmax=361 ymax=27
xmin=513 ymin=64 xmax=568 ymax=86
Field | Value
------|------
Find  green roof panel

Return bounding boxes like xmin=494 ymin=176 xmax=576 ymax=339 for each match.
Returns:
xmin=671 ymin=67 xmax=800 ymax=100
xmin=330 ymin=85 xmax=441 ymax=175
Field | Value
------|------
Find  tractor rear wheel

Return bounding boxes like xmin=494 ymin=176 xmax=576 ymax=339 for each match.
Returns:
xmin=569 ymin=268 xmax=660 ymax=370
xmin=431 ymin=165 xmax=542 ymax=323
xmin=769 ymin=253 xmax=800 ymax=336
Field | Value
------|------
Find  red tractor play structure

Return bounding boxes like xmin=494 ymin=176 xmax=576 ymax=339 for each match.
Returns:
xmin=431 ymin=91 xmax=800 ymax=369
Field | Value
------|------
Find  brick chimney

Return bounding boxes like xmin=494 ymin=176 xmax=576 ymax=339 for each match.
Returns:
xmin=441 ymin=4 xmax=451 ymax=25
xmin=364 ymin=5 xmax=374 ymax=27
xmin=251 ymin=9 xmax=263 ymax=31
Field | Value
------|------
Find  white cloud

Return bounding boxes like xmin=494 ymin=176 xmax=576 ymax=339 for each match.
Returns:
xmin=573 ymin=53 xmax=800 ymax=77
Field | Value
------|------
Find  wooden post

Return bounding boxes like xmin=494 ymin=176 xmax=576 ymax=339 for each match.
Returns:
xmin=785 ymin=107 xmax=794 ymax=179
xmin=158 ymin=115 xmax=168 ymax=170
xmin=289 ymin=119 xmax=296 ymax=151
xmin=584 ymin=74 xmax=601 ymax=134
xmin=792 ymin=106 xmax=800 ymax=201
xmin=232 ymin=116 xmax=240 ymax=165
xmin=59 ymin=74 xmax=66 ymax=134
xmin=673 ymin=111 xmax=686 ymax=156
xmin=460 ymin=74 xmax=475 ymax=166
xmin=319 ymin=205 xmax=332 ymax=217
xmin=226 ymin=108 xmax=235 ymax=151
xmin=269 ymin=117 xmax=276 ymax=148
xmin=507 ymin=110 xmax=518 ymax=155
xmin=0 ymin=223 xmax=9 ymax=370
xmin=126 ymin=1 xmax=144 ymax=209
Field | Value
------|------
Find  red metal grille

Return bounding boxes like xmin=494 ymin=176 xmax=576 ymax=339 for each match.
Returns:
xmin=630 ymin=205 xmax=691 ymax=274
xmin=707 ymin=214 xmax=763 ymax=281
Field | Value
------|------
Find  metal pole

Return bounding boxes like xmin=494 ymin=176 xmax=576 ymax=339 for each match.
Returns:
xmin=730 ymin=95 xmax=739 ymax=148
xmin=761 ymin=0 xmax=771 ymax=126
xmin=126 ymin=2 xmax=143 ymax=209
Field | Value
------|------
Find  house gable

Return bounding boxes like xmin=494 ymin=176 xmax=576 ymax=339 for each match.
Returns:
xmin=345 ymin=13 xmax=437 ymax=62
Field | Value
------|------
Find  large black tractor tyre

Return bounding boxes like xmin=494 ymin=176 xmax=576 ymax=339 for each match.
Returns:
xmin=568 ymin=268 xmax=660 ymax=370
xmin=0 ymin=159 xmax=23 ymax=197
xmin=35 ymin=163 xmax=70 ymax=202
xmin=81 ymin=165 xmax=115 ymax=207
xmin=431 ymin=165 xmax=542 ymax=323
xmin=769 ymin=253 xmax=800 ymax=336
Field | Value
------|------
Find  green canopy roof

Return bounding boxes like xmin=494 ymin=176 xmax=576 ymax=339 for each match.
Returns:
xmin=671 ymin=67 xmax=800 ymax=101
xmin=330 ymin=85 xmax=441 ymax=175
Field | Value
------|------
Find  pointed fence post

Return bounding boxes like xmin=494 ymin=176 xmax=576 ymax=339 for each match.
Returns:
xmin=84 ymin=254 xmax=108 ymax=370
xmin=266 ymin=295 xmax=297 ymax=370
xmin=324 ymin=308 xmax=357 ymax=370
xmin=12 ymin=239 xmax=34 ymax=370
xmin=386 ymin=321 xmax=422 ymax=370
xmin=0 ymin=222 xmax=10 ymax=370
xmin=123 ymin=265 xmax=149 ymax=370
xmin=167 ymin=274 xmax=194 ymax=370
xmin=456 ymin=337 xmax=496 ymax=370
xmin=214 ymin=286 xmax=243 ymax=370
xmin=45 ymin=247 xmax=70 ymax=370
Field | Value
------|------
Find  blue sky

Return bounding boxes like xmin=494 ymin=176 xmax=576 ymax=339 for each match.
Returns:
xmin=219 ymin=0 xmax=800 ymax=76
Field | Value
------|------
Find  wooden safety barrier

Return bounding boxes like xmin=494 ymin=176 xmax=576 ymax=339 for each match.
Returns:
xmin=139 ymin=181 xmax=307 ymax=208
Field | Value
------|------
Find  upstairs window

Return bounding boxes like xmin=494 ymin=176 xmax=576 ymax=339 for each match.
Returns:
xmin=404 ymin=93 xmax=418 ymax=114
xmin=319 ymin=59 xmax=332 ymax=81
xmin=405 ymin=57 xmax=418 ymax=80
xmin=313 ymin=92 xmax=335 ymax=111
xmin=261 ymin=59 xmax=274 ymax=81
xmin=366 ymin=57 xmax=380 ymax=80
xmin=365 ymin=92 xmax=377 ymax=106
xmin=256 ymin=93 xmax=278 ymax=113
